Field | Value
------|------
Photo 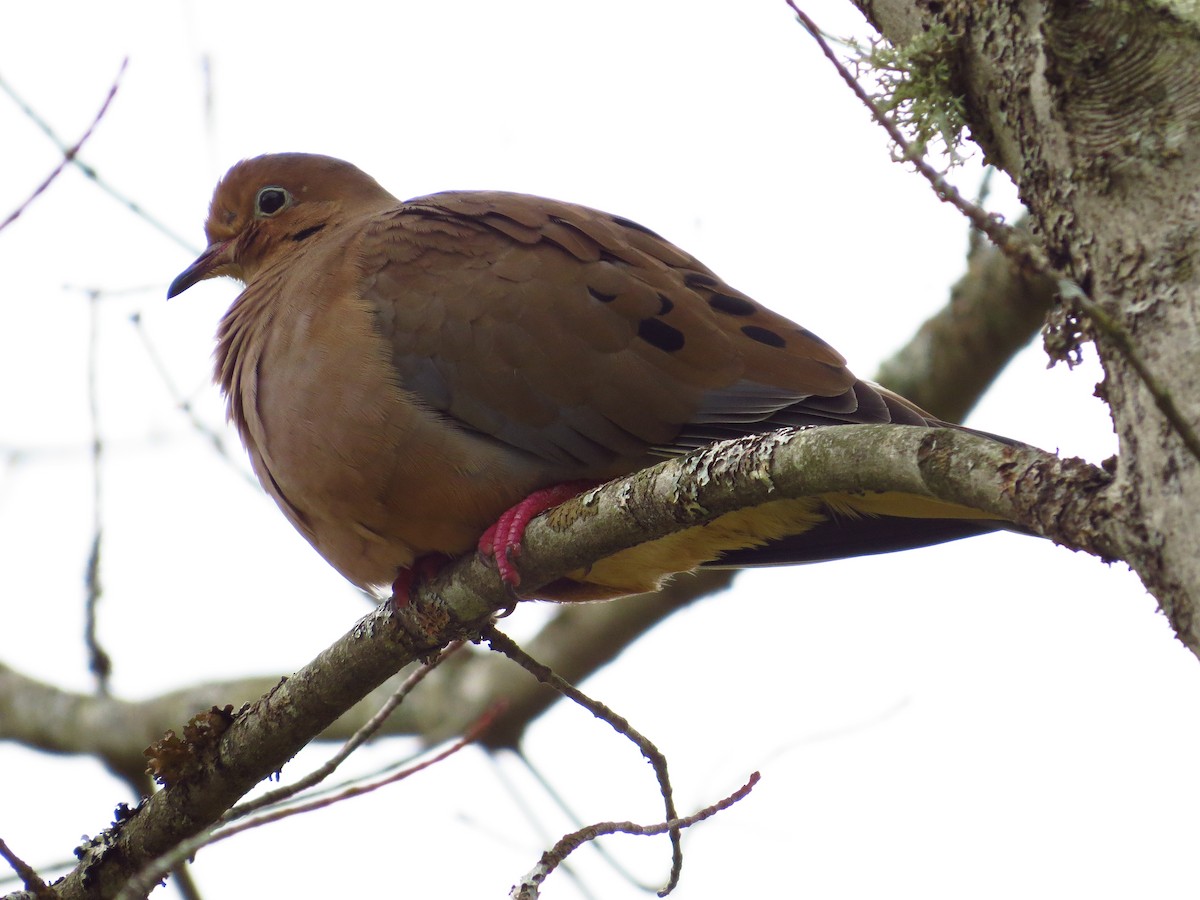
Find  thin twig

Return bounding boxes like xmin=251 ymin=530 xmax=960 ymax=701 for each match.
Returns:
xmin=0 ymin=837 xmax=52 ymax=898
xmin=786 ymin=3 xmax=1050 ymax=274
xmin=482 ymin=625 xmax=684 ymax=896
xmin=230 ymin=705 xmax=499 ymax=824
xmin=127 ymin=311 xmax=259 ymax=488
xmin=1061 ymin=283 xmax=1200 ymax=460
xmin=84 ymin=289 xmax=111 ymax=694
xmin=510 ymin=773 xmax=760 ymax=900
xmin=508 ymin=751 xmax=659 ymax=894
xmin=786 ymin=1 xmax=1200 ymax=463
xmin=967 ymin=168 xmax=994 ymax=258
xmin=231 ymin=640 xmax=465 ymax=817
xmin=0 ymin=859 xmax=77 ymax=891
xmin=0 ymin=62 xmax=197 ymax=251
xmin=122 ymin=644 xmax=460 ymax=899
xmin=483 ymin=754 xmax=604 ymax=900
xmin=117 ymin=699 xmax=498 ymax=900
xmin=0 ymin=59 xmax=128 ymax=235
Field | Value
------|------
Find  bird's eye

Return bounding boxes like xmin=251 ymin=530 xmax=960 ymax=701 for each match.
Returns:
xmin=255 ymin=187 xmax=291 ymax=217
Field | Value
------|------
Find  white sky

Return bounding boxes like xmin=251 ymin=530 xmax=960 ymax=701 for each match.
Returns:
xmin=2 ymin=2 xmax=1195 ymax=898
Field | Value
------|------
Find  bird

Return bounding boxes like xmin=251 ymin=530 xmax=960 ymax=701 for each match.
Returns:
xmin=168 ymin=153 xmax=1017 ymax=602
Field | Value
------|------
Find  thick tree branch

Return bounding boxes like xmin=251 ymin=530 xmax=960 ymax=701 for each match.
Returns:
xmin=35 ymin=426 xmax=1115 ymax=899
xmin=2 ymin=232 xmax=1050 ymax=776
xmin=0 ymin=576 xmax=731 ymax=779
xmin=875 ymin=230 xmax=1056 ymax=422
xmin=850 ymin=0 xmax=1200 ymax=652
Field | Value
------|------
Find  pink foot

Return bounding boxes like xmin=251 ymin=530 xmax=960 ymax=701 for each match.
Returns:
xmin=478 ymin=481 xmax=597 ymax=589
xmin=390 ymin=554 xmax=451 ymax=608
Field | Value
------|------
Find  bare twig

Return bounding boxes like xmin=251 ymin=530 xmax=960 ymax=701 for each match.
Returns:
xmin=127 ymin=312 xmax=258 ymax=486
xmin=231 ymin=640 xmax=465 ymax=817
xmin=118 ymin=695 xmax=496 ymax=900
xmin=0 ymin=837 xmax=52 ymax=899
xmin=507 ymin=751 xmax=662 ymax=894
xmin=786 ymin=1 xmax=1200 ymax=463
xmin=83 ymin=290 xmax=111 ymax=695
xmin=1061 ymin=282 xmax=1200 ymax=461
xmin=0 ymin=59 xmax=128 ymax=235
xmin=482 ymin=626 xmax=684 ymax=896
xmin=0 ymin=62 xmax=197 ymax=251
xmin=967 ymin=168 xmax=994 ymax=258
xmin=484 ymin=753 xmax=606 ymax=900
xmin=786 ymin=4 xmax=1049 ymax=273
xmin=510 ymin=773 xmax=760 ymax=900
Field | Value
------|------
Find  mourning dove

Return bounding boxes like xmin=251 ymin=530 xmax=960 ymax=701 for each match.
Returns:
xmin=169 ymin=153 xmax=1014 ymax=601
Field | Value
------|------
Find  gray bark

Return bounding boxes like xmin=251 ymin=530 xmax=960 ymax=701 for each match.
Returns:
xmin=861 ymin=0 xmax=1200 ymax=652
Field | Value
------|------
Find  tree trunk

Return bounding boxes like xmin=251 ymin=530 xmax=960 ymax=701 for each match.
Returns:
xmin=860 ymin=0 xmax=1200 ymax=653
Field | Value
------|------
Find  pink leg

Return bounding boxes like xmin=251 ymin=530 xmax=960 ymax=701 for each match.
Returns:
xmin=477 ymin=481 xmax=597 ymax=589
xmin=390 ymin=554 xmax=452 ymax=608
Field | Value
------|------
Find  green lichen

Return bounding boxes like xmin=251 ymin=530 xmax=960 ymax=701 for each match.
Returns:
xmin=844 ymin=24 xmax=968 ymax=165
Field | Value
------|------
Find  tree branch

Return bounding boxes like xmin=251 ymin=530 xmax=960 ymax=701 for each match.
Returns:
xmin=38 ymin=426 xmax=1116 ymax=899
xmin=0 ymin=573 xmax=732 ymax=777
xmin=875 ymin=229 xmax=1057 ymax=422
xmin=2 ymin=226 xmax=1053 ymax=775
xmin=848 ymin=0 xmax=1200 ymax=653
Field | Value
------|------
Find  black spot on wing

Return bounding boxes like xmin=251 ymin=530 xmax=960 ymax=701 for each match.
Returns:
xmin=610 ymin=214 xmax=664 ymax=239
xmin=638 ymin=317 xmax=685 ymax=352
xmin=588 ymin=285 xmax=617 ymax=303
xmin=795 ymin=325 xmax=838 ymax=352
xmin=683 ymin=272 xmax=720 ymax=289
xmin=741 ymin=325 xmax=786 ymax=348
xmin=708 ymin=293 xmax=757 ymax=316
xmin=657 ymin=293 xmax=674 ymax=315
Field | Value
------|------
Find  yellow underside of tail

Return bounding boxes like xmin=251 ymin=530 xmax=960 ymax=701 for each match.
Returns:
xmin=539 ymin=491 xmax=1002 ymax=601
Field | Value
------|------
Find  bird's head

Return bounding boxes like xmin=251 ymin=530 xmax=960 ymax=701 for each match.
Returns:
xmin=167 ymin=153 xmax=395 ymax=297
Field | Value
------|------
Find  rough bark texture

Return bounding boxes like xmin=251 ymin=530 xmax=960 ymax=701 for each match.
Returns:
xmin=859 ymin=0 xmax=1200 ymax=654
xmin=18 ymin=424 xmax=1110 ymax=900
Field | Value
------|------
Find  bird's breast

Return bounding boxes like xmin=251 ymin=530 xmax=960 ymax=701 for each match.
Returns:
xmin=218 ymin=275 xmax=553 ymax=590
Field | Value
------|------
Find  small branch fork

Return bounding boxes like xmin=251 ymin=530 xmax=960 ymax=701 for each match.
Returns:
xmin=509 ymin=773 xmax=761 ymax=900
xmin=484 ymin=629 xmax=760 ymax=898
xmin=482 ymin=625 xmax=688 ymax=895
xmin=0 ymin=59 xmax=196 ymax=249
xmin=0 ymin=58 xmax=128 ymax=234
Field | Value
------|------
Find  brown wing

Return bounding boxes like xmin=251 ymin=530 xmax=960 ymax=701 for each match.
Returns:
xmin=358 ymin=190 xmax=931 ymax=474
